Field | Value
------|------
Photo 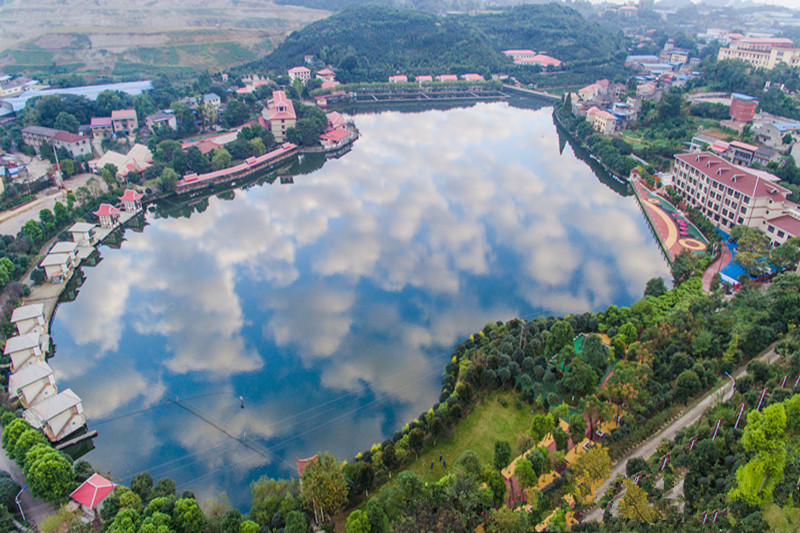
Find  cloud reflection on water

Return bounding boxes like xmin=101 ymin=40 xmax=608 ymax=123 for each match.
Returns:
xmin=49 ymin=102 xmax=669 ymax=507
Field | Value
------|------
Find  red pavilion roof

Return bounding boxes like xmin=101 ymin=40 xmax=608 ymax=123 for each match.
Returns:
xmin=70 ymin=473 xmax=116 ymax=509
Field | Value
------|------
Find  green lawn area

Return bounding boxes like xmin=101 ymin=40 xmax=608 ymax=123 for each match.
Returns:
xmin=764 ymin=502 xmax=800 ymax=533
xmin=399 ymin=390 xmax=533 ymax=484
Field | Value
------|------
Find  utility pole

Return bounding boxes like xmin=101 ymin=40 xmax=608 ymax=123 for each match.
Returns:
xmin=15 ymin=484 xmax=26 ymax=524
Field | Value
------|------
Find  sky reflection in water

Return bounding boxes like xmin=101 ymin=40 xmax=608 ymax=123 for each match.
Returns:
xmin=49 ymin=103 xmax=669 ymax=507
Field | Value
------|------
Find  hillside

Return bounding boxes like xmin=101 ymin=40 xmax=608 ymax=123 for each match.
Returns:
xmin=261 ymin=5 xmax=509 ymax=82
xmin=0 ymin=0 xmax=329 ymax=78
xmin=466 ymin=3 xmax=625 ymax=62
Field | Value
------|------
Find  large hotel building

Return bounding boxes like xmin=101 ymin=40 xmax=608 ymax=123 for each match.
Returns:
xmin=672 ymin=152 xmax=800 ymax=246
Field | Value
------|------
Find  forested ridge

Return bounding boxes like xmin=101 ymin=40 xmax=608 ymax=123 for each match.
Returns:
xmin=260 ymin=3 xmax=623 ymax=83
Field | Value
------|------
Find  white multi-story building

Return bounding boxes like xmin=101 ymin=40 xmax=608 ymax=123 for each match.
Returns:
xmin=673 ymin=152 xmax=799 ymax=245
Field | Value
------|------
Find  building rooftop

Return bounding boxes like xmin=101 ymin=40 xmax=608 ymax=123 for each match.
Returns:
xmin=4 ymin=332 xmax=40 ymax=355
xmin=266 ymin=91 xmax=296 ymax=121
xmin=316 ymin=68 xmax=335 ymax=77
xmin=675 ymin=152 xmax=790 ymax=198
xmin=119 ymin=189 xmax=144 ymax=202
xmin=732 ymin=93 xmax=759 ymax=102
xmin=10 ymin=303 xmax=44 ymax=324
xmin=27 ymin=388 xmax=81 ymax=422
xmin=50 ymin=241 xmax=78 ymax=255
xmin=9 ymin=361 xmax=53 ymax=392
xmin=69 ymin=222 xmax=96 ymax=233
xmin=52 ymin=131 xmax=87 ymax=144
xmin=769 ymin=214 xmax=800 ymax=235
xmin=90 ymin=117 xmax=112 ymax=128
xmin=70 ymin=473 xmax=116 ymax=509
xmin=21 ymin=125 xmax=58 ymax=138
xmin=111 ymin=109 xmax=137 ymax=120
xmin=93 ymin=204 xmax=120 ymax=217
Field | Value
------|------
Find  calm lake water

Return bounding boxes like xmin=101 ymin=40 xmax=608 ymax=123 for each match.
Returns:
xmin=49 ymin=102 xmax=669 ymax=507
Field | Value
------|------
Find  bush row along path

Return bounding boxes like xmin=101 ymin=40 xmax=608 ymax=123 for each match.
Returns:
xmin=581 ymin=342 xmax=781 ymax=523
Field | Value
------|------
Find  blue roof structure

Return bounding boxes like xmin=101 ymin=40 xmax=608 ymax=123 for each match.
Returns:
xmin=773 ymin=122 xmax=800 ymax=132
xmin=0 ymin=80 xmax=153 ymax=112
xmin=732 ymin=92 xmax=759 ymax=101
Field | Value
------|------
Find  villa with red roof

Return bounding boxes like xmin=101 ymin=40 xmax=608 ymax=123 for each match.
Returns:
xmin=578 ymin=79 xmax=609 ymax=102
xmin=52 ymin=131 xmax=92 ymax=158
xmin=503 ymin=49 xmax=562 ymax=67
xmin=673 ymin=152 xmax=800 ymax=243
xmin=93 ymin=203 xmax=120 ymax=228
xmin=326 ymin=111 xmax=347 ymax=130
xmin=119 ymin=189 xmax=144 ymax=212
xmin=288 ymin=66 xmax=311 ymax=84
xmin=316 ymin=68 xmax=336 ymax=82
xmin=389 ymin=75 xmax=408 ymax=83
xmin=263 ymin=91 xmax=296 ymax=142
xmin=69 ymin=473 xmax=116 ymax=520
xmin=416 ymin=75 xmax=433 ymax=82
xmin=587 ymin=106 xmax=617 ymax=135
xmin=89 ymin=117 xmax=113 ymax=140
xmin=437 ymin=74 xmax=458 ymax=82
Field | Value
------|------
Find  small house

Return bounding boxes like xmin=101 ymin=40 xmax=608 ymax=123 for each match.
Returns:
xmin=10 ymin=303 xmax=45 ymax=335
xmin=416 ymin=75 xmax=433 ymax=82
xmin=389 ymin=75 xmax=408 ymax=83
xmin=437 ymin=74 xmax=458 ymax=82
xmin=8 ymin=361 xmax=57 ymax=408
xmin=69 ymin=473 xmax=116 ymax=521
xmin=111 ymin=109 xmax=138 ymax=136
xmin=23 ymin=388 xmax=85 ymax=442
xmin=145 ymin=110 xmax=177 ymax=131
xmin=4 ymin=332 xmax=47 ymax=372
xmin=93 ymin=204 xmax=120 ymax=228
xmin=49 ymin=241 xmax=79 ymax=268
xmin=461 ymin=73 xmax=484 ymax=81
xmin=288 ymin=66 xmax=311 ymax=84
xmin=316 ymin=68 xmax=336 ymax=82
xmin=118 ymin=189 xmax=144 ymax=212
xmin=40 ymin=253 xmax=73 ymax=283
xmin=68 ymin=222 xmax=97 ymax=247
xmin=90 ymin=117 xmax=113 ymax=141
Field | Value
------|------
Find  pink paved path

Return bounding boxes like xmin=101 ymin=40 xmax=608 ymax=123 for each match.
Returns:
xmin=702 ymin=244 xmax=732 ymax=291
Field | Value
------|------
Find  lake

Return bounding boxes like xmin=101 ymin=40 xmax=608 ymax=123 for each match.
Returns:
xmin=49 ymin=102 xmax=670 ymax=507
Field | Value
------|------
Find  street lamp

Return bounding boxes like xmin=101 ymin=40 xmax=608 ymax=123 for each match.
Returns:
xmin=15 ymin=484 xmax=26 ymax=524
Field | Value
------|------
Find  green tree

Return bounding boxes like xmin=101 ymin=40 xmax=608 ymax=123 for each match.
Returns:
xmin=493 ymin=439 xmax=512 ymax=470
xmin=618 ymin=479 xmax=661 ymax=522
xmin=552 ymin=426 xmax=569 ymax=453
xmin=12 ymin=428 xmax=47 ymax=466
xmin=734 ymin=226 xmax=772 ymax=274
xmin=561 ymin=358 xmax=598 ymax=397
xmin=783 ymin=132 xmax=793 ymax=145
xmin=514 ymin=457 xmax=538 ymax=489
xmin=0 ymin=476 xmax=20 ymax=514
xmin=107 ymin=506 xmax=140 ymax=533
xmin=770 ymin=237 xmax=800 ymax=272
xmin=730 ymin=403 xmax=787 ymax=505
xmin=674 ymin=369 xmax=702 ymax=403
xmin=455 ymin=450 xmax=482 ymax=479
xmin=39 ymin=208 xmax=55 ymax=231
xmin=569 ymin=413 xmax=587 ymax=442
xmin=54 ymin=112 xmax=80 ymax=134
xmin=581 ymin=334 xmax=609 ymax=377
xmin=158 ymin=167 xmax=180 ymax=193
xmin=529 ymin=413 xmax=555 ymax=444
xmin=671 ymin=248 xmax=698 ymax=285
xmin=571 ymin=445 xmax=610 ymax=504
xmin=2 ymin=419 xmax=31 ymax=452
xmin=60 ymin=159 xmax=76 ymax=177
xmin=21 ymin=219 xmax=43 ymax=243
xmin=366 ymin=499 xmax=388 ymax=533
xmin=173 ymin=498 xmax=206 ymax=533
xmin=130 ymin=472 xmax=154 ymax=502
xmin=483 ymin=469 xmax=507 ymax=507
xmin=248 ymin=137 xmax=266 ymax=157
xmin=486 ymin=506 xmax=528 ymax=533
xmin=300 ymin=452 xmax=347 ymax=523
xmin=284 ymin=510 xmax=307 ymax=533
xmin=27 ymin=449 xmax=75 ymax=502
xmin=222 ymin=99 xmax=251 ymax=128
xmin=644 ymin=277 xmax=667 ymax=297
xmin=345 ymin=509 xmax=370 ymax=533
xmin=211 ymin=148 xmax=232 ymax=171
xmin=546 ymin=320 xmax=574 ymax=356
xmin=238 ymin=520 xmax=259 ymax=533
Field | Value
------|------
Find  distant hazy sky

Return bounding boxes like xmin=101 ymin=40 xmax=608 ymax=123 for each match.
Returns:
xmin=594 ymin=0 xmax=800 ymax=8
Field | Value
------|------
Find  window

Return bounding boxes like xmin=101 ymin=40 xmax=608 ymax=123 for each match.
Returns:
xmin=778 ymin=231 xmax=786 ymax=238
xmin=768 ymin=226 xmax=775 ymax=233
xmin=738 ymin=217 xmax=744 ymax=224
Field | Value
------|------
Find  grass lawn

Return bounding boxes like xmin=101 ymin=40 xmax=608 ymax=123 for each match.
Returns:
xmin=398 ymin=390 xmax=533 ymax=484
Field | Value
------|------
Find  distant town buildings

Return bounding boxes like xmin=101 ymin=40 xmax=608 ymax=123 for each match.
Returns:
xmin=502 ymin=49 xmax=562 ymax=67
xmin=718 ymin=36 xmax=800 ymax=70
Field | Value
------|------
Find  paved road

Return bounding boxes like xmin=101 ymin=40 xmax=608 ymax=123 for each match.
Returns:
xmin=582 ymin=346 xmax=780 ymax=523
xmin=0 ymin=429 xmax=56 ymax=528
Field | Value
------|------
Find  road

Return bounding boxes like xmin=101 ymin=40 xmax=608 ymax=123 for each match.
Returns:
xmin=582 ymin=345 xmax=780 ymax=523
xmin=0 ymin=429 xmax=56 ymax=528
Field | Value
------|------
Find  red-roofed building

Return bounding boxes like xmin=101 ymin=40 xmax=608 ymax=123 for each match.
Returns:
xmin=326 ymin=111 xmax=347 ymax=130
xmin=503 ymin=49 xmax=537 ymax=63
xmin=288 ymin=66 xmax=311 ymax=84
xmin=263 ymin=91 xmax=296 ymax=142
xmin=110 ymin=109 xmax=138 ymax=137
xmin=730 ymin=93 xmax=759 ymax=123
xmin=320 ymin=127 xmax=357 ymax=151
xmin=70 ymin=473 xmax=116 ymax=520
xmin=320 ymin=80 xmax=340 ymax=89
xmin=587 ymin=106 xmax=617 ymax=134
xmin=462 ymin=73 xmax=483 ymax=81
xmin=673 ymin=152 xmax=795 ymax=233
xmin=389 ymin=75 xmax=408 ymax=83
xmin=93 ymin=204 xmax=120 ymax=228
xmin=416 ymin=75 xmax=433 ymax=82
xmin=437 ymin=74 xmax=458 ymax=82
xmin=118 ymin=189 xmax=144 ymax=212
xmin=765 ymin=214 xmax=800 ymax=246
xmin=296 ymin=454 xmax=318 ymax=479
xmin=316 ymin=68 xmax=336 ymax=82
xmin=52 ymin=130 xmax=92 ymax=158
xmin=90 ymin=117 xmax=113 ymax=140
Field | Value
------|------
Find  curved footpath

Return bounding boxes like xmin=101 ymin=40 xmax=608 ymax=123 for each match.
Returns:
xmin=581 ymin=343 xmax=781 ymax=523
